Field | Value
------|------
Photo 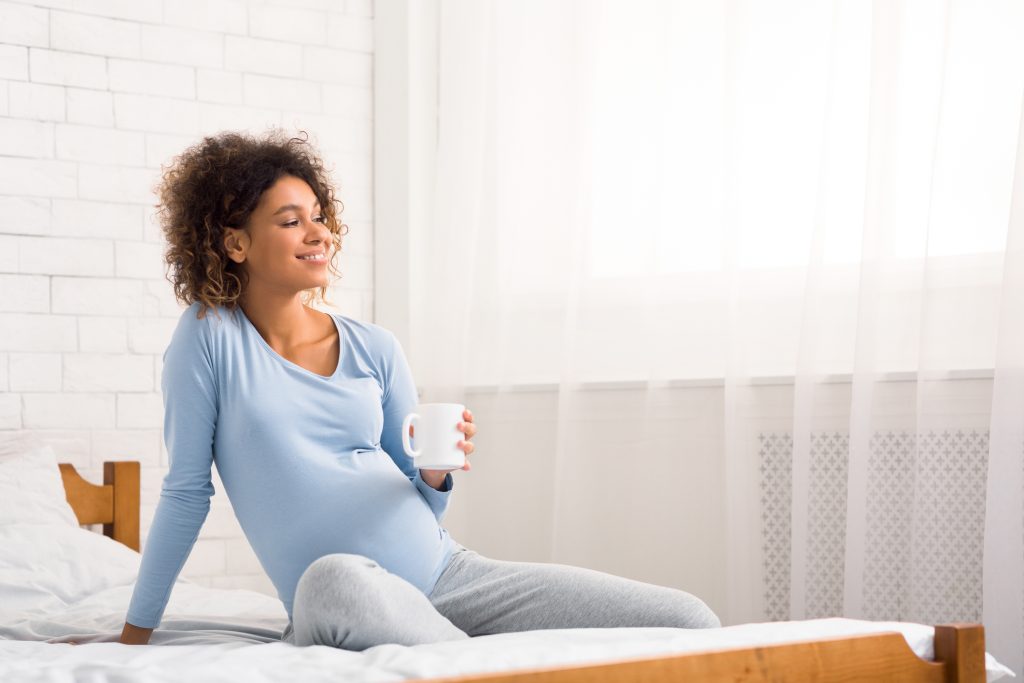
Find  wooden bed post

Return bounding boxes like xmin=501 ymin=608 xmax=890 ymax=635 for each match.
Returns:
xmin=103 ymin=461 xmax=140 ymax=552
xmin=933 ymin=624 xmax=986 ymax=683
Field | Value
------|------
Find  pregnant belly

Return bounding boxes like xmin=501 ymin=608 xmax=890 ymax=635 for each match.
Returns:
xmin=231 ymin=448 xmax=447 ymax=594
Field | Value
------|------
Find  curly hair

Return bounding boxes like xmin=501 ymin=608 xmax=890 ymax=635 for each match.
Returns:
xmin=157 ymin=129 xmax=349 ymax=320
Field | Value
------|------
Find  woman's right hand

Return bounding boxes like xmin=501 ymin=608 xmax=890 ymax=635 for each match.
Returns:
xmin=119 ymin=622 xmax=154 ymax=645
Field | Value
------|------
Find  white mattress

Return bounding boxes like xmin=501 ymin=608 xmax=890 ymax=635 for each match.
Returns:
xmin=0 ymin=524 xmax=1013 ymax=683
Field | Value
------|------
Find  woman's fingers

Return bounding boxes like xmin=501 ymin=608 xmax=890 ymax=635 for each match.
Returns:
xmin=457 ymin=409 xmax=477 ymax=462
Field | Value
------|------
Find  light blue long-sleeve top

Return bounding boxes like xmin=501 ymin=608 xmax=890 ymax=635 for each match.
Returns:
xmin=125 ymin=302 xmax=456 ymax=629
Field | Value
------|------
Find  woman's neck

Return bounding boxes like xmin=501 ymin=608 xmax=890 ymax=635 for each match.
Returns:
xmin=238 ymin=289 xmax=318 ymax=351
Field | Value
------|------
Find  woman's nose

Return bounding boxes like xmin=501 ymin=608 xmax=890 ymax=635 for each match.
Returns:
xmin=309 ymin=221 xmax=331 ymax=241
xmin=309 ymin=225 xmax=333 ymax=250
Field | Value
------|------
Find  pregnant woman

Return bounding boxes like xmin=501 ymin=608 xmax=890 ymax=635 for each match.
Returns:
xmin=119 ymin=130 xmax=720 ymax=650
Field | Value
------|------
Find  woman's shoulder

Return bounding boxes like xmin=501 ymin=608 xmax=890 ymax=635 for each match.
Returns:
xmin=331 ymin=312 xmax=399 ymax=362
xmin=178 ymin=301 xmax=244 ymax=327
xmin=168 ymin=301 xmax=241 ymax=351
xmin=332 ymin=312 xmax=393 ymax=343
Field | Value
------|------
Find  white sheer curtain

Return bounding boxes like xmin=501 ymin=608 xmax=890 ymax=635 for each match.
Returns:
xmin=406 ymin=0 xmax=1024 ymax=673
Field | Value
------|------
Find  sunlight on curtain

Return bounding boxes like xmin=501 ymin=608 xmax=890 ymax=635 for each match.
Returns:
xmin=410 ymin=0 xmax=1024 ymax=673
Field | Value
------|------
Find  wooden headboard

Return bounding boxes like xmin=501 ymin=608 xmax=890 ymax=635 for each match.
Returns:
xmin=58 ymin=461 xmax=140 ymax=552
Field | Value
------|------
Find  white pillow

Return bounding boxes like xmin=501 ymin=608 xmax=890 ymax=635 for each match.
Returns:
xmin=0 ymin=445 xmax=81 ymax=528
xmin=0 ymin=522 xmax=141 ymax=614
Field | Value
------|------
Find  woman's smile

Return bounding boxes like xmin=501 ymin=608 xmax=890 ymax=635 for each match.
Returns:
xmin=297 ymin=251 xmax=328 ymax=265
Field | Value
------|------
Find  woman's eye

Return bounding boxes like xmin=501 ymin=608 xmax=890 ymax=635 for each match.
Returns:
xmin=282 ymin=217 xmax=323 ymax=227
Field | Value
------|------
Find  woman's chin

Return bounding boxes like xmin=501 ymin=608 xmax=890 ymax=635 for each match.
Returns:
xmin=304 ymin=277 xmax=330 ymax=290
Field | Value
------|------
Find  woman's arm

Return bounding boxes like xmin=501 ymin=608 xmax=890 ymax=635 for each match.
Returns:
xmin=378 ymin=329 xmax=456 ymax=519
xmin=123 ymin=306 xmax=219 ymax=636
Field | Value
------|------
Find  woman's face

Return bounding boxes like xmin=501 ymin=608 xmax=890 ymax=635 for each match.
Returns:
xmin=223 ymin=174 xmax=334 ymax=295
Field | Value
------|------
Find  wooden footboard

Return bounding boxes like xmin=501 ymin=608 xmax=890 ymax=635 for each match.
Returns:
xmin=60 ymin=461 xmax=986 ymax=682
xmin=414 ymin=623 xmax=985 ymax=683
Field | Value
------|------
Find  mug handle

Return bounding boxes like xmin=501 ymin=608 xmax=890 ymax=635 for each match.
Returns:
xmin=402 ymin=413 xmax=421 ymax=458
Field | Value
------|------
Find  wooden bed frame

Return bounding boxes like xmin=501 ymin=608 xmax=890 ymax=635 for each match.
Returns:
xmin=59 ymin=460 xmax=140 ymax=552
xmin=58 ymin=460 xmax=988 ymax=682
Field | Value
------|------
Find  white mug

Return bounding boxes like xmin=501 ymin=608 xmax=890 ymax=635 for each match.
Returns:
xmin=401 ymin=403 xmax=466 ymax=470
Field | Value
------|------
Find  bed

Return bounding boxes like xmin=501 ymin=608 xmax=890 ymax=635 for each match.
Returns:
xmin=0 ymin=447 xmax=1013 ymax=683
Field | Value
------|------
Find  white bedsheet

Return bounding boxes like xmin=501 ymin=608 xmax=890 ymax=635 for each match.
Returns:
xmin=0 ymin=524 xmax=1013 ymax=682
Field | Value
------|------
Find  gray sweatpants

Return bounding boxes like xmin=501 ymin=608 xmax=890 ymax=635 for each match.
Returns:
xmin=280 ymin=542 xmax=720 ymax=649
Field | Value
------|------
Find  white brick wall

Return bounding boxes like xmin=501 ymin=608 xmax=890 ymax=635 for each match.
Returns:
xmin=0 ymin=0 xmax=375 ymax=599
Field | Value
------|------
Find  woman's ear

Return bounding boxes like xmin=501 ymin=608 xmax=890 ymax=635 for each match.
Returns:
xmin=223 ymin=227 xmax=248 ymax=264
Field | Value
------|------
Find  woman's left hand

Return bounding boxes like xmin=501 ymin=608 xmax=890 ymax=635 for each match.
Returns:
xmin=455 ymin=408 xmax=476 ymax=471
xmin=419 ymin=408 xmax=476 ymax=488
